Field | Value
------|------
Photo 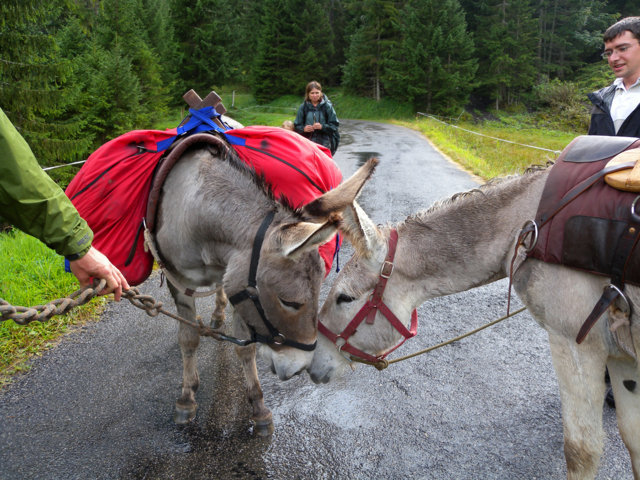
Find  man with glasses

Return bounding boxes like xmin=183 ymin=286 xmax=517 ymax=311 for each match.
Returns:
xmin=587 ymin=17 xmax=640 ymax=409
xmin=588 ymin=17 xmax=640 ymax=136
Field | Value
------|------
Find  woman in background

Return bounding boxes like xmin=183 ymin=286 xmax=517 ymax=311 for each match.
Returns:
xmin=294 ymin=81 xmax=339 ymax=155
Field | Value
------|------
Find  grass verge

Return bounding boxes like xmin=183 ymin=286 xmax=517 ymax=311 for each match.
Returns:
xmin=0 ymin=230 xmax=106 ymax=386
xmin=396 ymin=115 xmax=578 ymax=179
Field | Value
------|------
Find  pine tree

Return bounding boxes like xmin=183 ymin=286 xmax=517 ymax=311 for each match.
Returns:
xmin=142 ymin=0 xmax=180 ymax=102
xmin=252 ymin=0 xmax=301 ymax=103
xmin=537 ymin=0 xmax=615 ymax=78
xmin=72 ymin=43 xmax=145 ymax=143
xmin=292 ymin=1 xmax=335 ymax=88
xmin=472 ymin=0 xmax=538 ymax=110
xmin=383 ymin=0 xmax=477 ymax=114
xmin=171 ymin=0 xmax=237 ymax=95
xmin=0 ymin=0 xmax=93 ymax=171
xmin=341 ymin=0 xmax=401 ymax=100
xmin=220 ymin=0 xmax=263 ymax=86
xmin=95 ymin=0 xmax=170 ymax=123
xmin=326 ymin=0 xmax=347 ymax=85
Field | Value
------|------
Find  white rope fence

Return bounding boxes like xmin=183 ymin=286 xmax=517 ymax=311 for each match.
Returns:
xmin=43 ymin=160 xmax=86 ymax=171
xmin=417 ymin=112 xmax=562 ymax=154
xmin=42 ymin=112 xmax=562 ymax=173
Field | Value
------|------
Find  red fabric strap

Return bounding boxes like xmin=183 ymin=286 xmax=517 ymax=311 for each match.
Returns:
xmin=318 ymin=229 xmax=418 ymax=363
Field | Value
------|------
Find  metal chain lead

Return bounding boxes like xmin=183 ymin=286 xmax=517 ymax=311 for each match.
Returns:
xmin=0 ymin=281 xmax=233 ymax=342
xmin=0 ymin=279 xmax=108 ymax=325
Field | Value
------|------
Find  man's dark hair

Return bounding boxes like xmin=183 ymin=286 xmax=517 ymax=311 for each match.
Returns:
xmin=604 ymin=16 xmax=640 ymax=43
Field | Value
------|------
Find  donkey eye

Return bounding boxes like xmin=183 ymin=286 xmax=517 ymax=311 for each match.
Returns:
xmin=337 ymin=293 xmax=355 ymax=304
xmin=279 ymin=298 xmax=303 ymax=310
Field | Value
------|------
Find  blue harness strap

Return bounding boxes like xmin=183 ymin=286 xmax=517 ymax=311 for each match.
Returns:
xmin=156 ymin=106 xmax=231 ymax=152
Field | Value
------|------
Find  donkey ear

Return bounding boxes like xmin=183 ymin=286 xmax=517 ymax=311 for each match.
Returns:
xmin=277 ymin=212 xmax=342 ymax=259
xmin=342 ymin=201 xmax=384 ymax=258
xmin=301 ymin=158 xmax=378 ymax=220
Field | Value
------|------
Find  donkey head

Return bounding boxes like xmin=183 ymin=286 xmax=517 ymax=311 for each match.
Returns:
xmin=309 ymin=200 xmax=417 ymax=384
xmin=225 ymin=158 xmax=379 ymax=381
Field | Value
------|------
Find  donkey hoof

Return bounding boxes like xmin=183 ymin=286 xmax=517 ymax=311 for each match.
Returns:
xmin=252 ymin=415 xmax=274 ymax=437
xmin=210 ymin=315 xmax=225 ymax=329
xmin=174 ymin=402 xmax=198 ymax=424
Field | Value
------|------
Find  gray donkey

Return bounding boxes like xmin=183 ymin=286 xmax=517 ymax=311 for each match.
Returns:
xmin=154 ymin=134 xmax=376 ymax=435
xmin=313 ymin=164 xmax=640 ymax=478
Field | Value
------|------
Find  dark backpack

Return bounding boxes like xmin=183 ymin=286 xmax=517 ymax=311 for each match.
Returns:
xmin=328 ymin=124 xmax=340 ymax=156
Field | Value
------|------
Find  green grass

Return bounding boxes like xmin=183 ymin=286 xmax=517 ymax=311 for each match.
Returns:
xmin=397 ymin=114 xmax=579 ymax=179
xmin=224 ymin=89 xmax=415 ymax=126
xmin=0 ymin=230 xmax=106 ymax=385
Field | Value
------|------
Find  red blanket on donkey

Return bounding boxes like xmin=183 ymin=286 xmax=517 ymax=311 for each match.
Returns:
xmin=66 ymin=126 xmax=342 ymax=286
xmin=226 ymin=126 xmax=342 ymax=276
xmin=65 ymin=129 xmax=174 ymax=286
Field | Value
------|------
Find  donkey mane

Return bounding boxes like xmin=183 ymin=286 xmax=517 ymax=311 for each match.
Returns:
xmin=403 ymin=165 xmax=549 ymax=229
xmin=198 ymin=140 xmax=301 ymax=216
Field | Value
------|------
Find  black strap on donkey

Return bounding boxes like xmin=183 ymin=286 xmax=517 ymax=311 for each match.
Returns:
xmin=228 ymin=211 xmax=317 ymax=351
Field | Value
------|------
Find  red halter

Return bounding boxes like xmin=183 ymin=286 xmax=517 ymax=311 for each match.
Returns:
xmin=318 ymin=229 xmax=418 ymax=363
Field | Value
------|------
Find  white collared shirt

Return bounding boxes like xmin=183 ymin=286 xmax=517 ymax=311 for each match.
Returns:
xmin=610 ymin=76 xmax=640 ymax=133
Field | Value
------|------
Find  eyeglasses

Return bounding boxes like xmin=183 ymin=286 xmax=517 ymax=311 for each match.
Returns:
xmin=602 ymin=42 xmax=639 ymax=59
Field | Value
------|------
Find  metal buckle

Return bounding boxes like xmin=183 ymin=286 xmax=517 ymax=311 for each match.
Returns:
xmin=631 ymin=196 xmax=640 ymax=223
xmin=609 ymin=284 xmax=631 ymax=315
xmin=335 ymin=336 xmax=347 ymax=351
xmin=246 ymin=285 xmax=260 ymax=301
xmin=380 ymin=260 xmax=394 ymax=278
xmin=520 ymin=220 xmax=539 ymax=253
xmin=272 ymin=333 xmax=286 ymax=346
xmin=218 ymin=334 xmax=252 ymax=346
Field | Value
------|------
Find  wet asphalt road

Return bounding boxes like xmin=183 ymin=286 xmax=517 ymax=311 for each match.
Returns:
xmin=0 ymin=120 xmax=632 ymax=479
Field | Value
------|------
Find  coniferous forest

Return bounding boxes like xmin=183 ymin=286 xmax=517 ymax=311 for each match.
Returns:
xmin=1 ymin=0 xmax=635 ymax=168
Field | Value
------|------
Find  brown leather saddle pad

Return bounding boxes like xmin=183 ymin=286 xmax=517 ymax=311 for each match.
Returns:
xmin=529 ymin=135 xmax=640 ymax=286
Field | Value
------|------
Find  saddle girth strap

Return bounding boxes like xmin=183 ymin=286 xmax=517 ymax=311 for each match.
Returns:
xmin=576 ymin=218 xmax=640 ymax=344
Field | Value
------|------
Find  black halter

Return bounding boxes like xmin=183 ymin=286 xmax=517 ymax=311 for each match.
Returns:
xmin=228 ymin=211 xmax=317 ymax=351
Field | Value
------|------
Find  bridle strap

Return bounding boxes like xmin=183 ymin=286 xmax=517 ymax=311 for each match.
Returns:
xmin=318 ymin=309 xmax=418 ymax=364
xmin=248 ymin=211 xmax=274 ymax=288
xmin=229 ymin=210 xmax=317 ymax=352
xmin=228 ymin=210 xmax=274 ymax=307
xmin=365 ymin=229 xmax=398 ymax=324
xmin=319 ymin=229 xmax=417 ymax=362
xmin=229 ymin=210 xmax=275 ymax=308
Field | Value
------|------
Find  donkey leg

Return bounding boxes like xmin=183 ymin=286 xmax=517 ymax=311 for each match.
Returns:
xmin=168 ymin=284 xmax=201 ymax=424
xmin=607 ymin=358 xmax=640 ymax=479
xmin=234 ymin=343 xmax=274 ymax=436
xmin=210 ymin=285 xmax=228 ymax=328
xmin=548 ymin=333 xmax=608 ymax=480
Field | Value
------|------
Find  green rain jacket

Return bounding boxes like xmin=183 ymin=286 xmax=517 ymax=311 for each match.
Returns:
xmin=0 ymin=108 xmax=92 ymax=258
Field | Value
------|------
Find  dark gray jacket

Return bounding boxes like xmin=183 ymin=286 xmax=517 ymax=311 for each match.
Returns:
xmin=587 ymin=84 xmax=640 ymax=137
xmin=294 ymin=95 xmax=339 ymax=153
